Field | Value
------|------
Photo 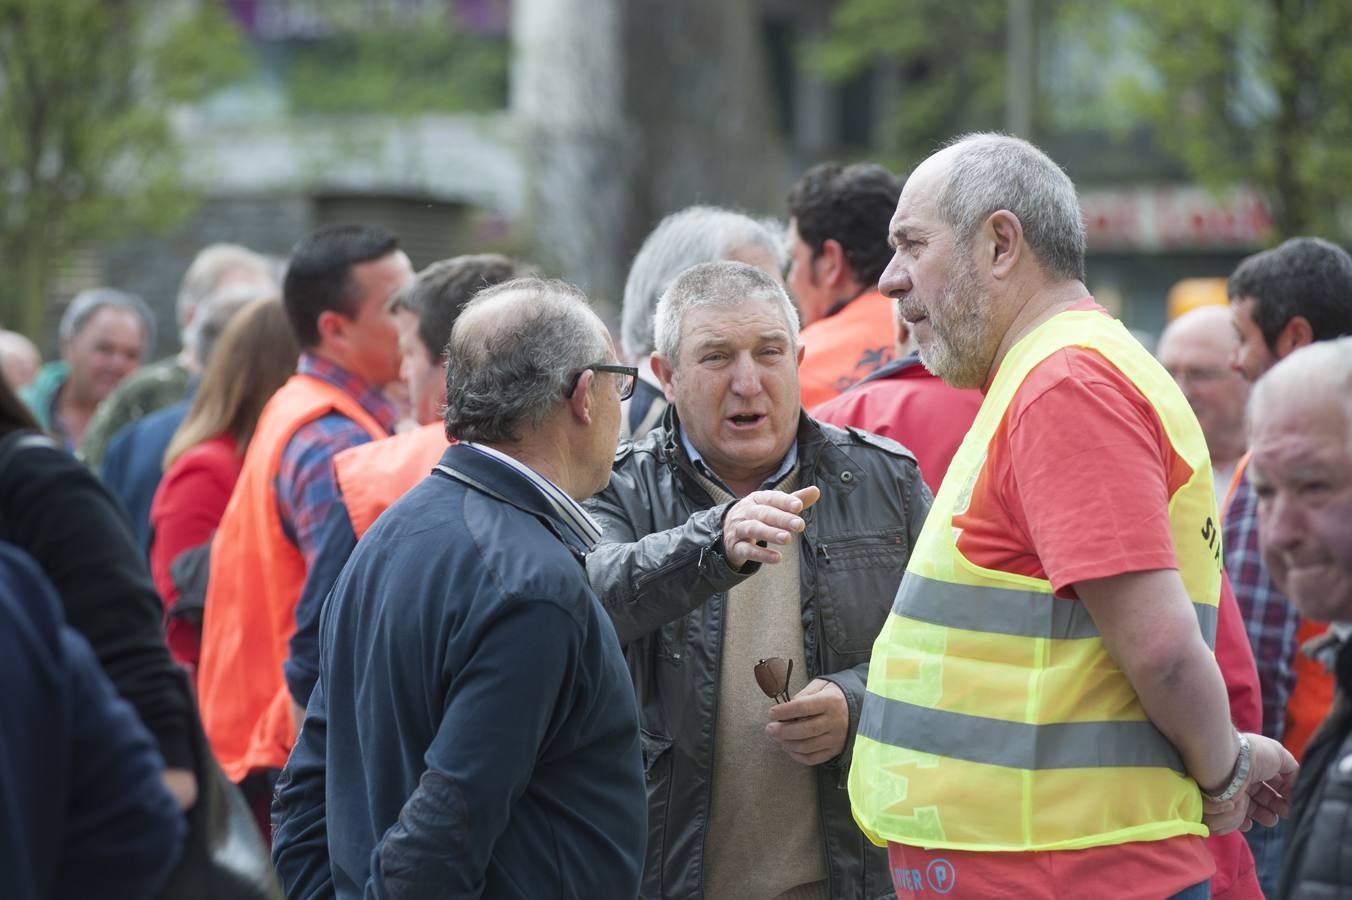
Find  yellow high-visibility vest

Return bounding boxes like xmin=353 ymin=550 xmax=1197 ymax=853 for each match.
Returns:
xmin=849 ymin=309 xmax=1222 ymax=853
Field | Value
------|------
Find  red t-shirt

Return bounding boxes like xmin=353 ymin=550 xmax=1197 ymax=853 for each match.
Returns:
xmin=148 ymin=434 xmax=242 ymax=673
xmin=889 ymin=302 xmax=1215 ymax=899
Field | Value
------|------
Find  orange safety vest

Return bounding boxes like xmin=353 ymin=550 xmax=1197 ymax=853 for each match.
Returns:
xmin=333 ymin=422 xmax=450 ymax=540
xmin=797 ymin=290 xmax=897 ymax=409
xmin=197 ymin=373 xmax=387 ymax=782
xmin=1221 ymin=452 xmax=1332 ymax=762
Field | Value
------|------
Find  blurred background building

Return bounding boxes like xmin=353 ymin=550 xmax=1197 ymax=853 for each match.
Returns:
xmin=5 ymin=0 xmax=1349 ymax=355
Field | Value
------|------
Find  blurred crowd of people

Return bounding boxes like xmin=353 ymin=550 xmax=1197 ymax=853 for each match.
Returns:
xmin=1 ymin=133 xmax=1350 ymax=900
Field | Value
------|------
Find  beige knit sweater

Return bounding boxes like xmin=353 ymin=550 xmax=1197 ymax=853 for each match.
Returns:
xmin=698 ymin=468 xmax=828 ymax=900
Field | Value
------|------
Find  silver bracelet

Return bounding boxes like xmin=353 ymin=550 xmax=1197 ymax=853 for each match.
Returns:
xmin=1201 ymin=731 xmax=1251 ymax=803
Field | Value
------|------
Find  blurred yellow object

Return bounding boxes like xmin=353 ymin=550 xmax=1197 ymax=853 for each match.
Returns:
xmin=1167 ymin=278 xmax=1229 ymax=321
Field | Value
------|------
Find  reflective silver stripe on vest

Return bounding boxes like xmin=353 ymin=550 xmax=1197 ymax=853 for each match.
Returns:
xmin=858 ymin=692 xmax=1186 ymax=772
xmin=894 ymin=572 xmax=1218 ymax=649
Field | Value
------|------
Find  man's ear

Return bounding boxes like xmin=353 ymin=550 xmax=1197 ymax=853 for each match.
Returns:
xmin=1275 ymin=315 xmax=1314 ymax=357
xmin=651 ymin=353 xmax=678 ymax=405
xmin=987 ymin=210 xmax=1023 ymax=279
xmin=819 ymin=238 xmax=848 ymax=286
xmin=315 ymin=309 xmax=348 ymax=347
xmin=795 ymin=342 xmax=806 ymax=366
xmin=567 ymin=368 xmax=596 ymax=425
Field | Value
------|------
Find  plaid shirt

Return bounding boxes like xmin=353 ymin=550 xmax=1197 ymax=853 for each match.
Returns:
xmin=1223 ymin=469 xmax=1300 ymax=740
xmin=275 ymin=353 xmax=397 ymax=567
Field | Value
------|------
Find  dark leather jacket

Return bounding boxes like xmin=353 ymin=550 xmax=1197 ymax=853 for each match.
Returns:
xmin=1280 ymin=635 xmax=1352 ymax=899
xmin=585 ymin=409 xmax=932 ymax=900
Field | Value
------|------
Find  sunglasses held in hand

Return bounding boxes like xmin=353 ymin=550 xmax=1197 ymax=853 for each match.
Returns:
xmin=755 ymin=657 xmax=793 ymax=704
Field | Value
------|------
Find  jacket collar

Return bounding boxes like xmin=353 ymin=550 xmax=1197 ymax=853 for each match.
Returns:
xmin=654 ymin=405 xmax=860 ymax=502
xmin=854 ymin=351 xmax=926 ymax=387
xmin=435 ymin=443 xmax=593 ymax=559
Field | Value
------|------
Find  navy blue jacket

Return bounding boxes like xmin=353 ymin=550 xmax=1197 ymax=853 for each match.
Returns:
xmin=273 ymin=443 xmax=647 ymax=899
xmin=101 ymin=398 xmax=190 ymax=554
xmin=0 ymin=541 xmax=185 ymax=899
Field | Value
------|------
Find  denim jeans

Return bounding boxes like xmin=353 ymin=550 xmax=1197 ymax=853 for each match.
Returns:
xmin=1245 ymin=818 xmax=1287 ymax=899
xmin=1167 ymin=880 xmax=1211 ymax=900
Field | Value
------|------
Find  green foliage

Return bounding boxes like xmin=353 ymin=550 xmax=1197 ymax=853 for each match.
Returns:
xmin=814 ymin=0 xmax=1352 ymax=241
xmin=0 ymin=0 xmax=249 ymax=336
xmin=807 ymin=0 xmax=1010 ymax=171
xmin=1109 ymin=0 xmax=1352 ymax=240
xmin=284 ymin=7 xmax=508 ymax=116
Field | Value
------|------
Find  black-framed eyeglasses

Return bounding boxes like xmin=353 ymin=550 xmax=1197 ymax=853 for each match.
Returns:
xmin=567 ymin=364 xmax=638 ymax=401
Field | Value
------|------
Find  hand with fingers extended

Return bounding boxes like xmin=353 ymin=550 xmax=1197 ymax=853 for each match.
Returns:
xmin=1201 ymin=732 xmax=1298 ymax=836
xmin=721 ymin=486 xmax=821 ymax=571
xmin=765 ymin=678 xmax=849 ymax=766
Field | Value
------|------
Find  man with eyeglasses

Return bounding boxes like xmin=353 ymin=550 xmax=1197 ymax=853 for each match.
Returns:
xmin=1156 ymin=304 xmax=1250 ymax=499
xmin=273 ymin=278 xmax=646 ymax=899
xmin=585 ymin=260 xmax=932 ymax=899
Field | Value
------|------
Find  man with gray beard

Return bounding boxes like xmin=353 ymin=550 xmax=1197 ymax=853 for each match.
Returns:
xmin=850 ymin=133 xmax=1294 ymax=899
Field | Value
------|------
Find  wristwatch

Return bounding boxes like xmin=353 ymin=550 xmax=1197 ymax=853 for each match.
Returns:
xmin=1201 ymin=731 xmax=1251 ymax=803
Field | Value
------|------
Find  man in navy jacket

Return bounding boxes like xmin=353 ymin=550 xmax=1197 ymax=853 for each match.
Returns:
xmin=272 ymin=277 xmax=646 ymax=899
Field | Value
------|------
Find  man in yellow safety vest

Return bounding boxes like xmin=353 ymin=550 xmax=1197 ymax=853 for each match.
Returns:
xmin=849 ymin=133 xmax=1299 ymax=900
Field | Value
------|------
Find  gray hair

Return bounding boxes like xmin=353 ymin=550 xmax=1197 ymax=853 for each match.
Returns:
xmin=444 ymin=277 xmax=610 ymax=443
xmin=59 ymin=287 xmax=156 ymax=350
xmin=1249 ymin=336 xmax=1352 ymax=454
xmin=177 ymin=243 xmax=275 ymax=327
xmin=936 ymin=133 xmax=1086 ymax=282
xmin=621 ymin=206 xmax=786 ymax=360
xmin=654 ymin=260 xmax=800 ymax=363
xmin=193 ymin=283 xmax=275 ymax=369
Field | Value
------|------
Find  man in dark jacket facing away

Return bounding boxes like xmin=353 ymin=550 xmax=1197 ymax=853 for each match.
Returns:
xmin=586 ymin=260 xmax=932 ymax=899
xmin=272 ymin=278 xmax=647 ymax=899
xmin=1246 ymin=338 xmax=1352 ymax=898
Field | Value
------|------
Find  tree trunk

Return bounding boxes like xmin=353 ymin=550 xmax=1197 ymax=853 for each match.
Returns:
xmin=620 ymin=0 xmax=790 ymax=259
xmin=510 ymin=0 xmax=628 ymax=311
xmin=2 ymin=235 xmax=51 ymax=343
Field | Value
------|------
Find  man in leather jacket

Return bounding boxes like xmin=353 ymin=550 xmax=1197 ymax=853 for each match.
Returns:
xmin=586 ymin=260 xmax=932 ymax=900
xmin=1247 ymin=339 xmax=1352 ymax=899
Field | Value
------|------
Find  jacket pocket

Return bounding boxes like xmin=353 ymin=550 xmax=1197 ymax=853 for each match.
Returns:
xmin=639 ymin=728 xmax=674 ymax=899
xmin=815 ymin=532 xmax=908 ymax=657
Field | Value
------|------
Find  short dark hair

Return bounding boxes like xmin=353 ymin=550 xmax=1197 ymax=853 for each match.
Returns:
xmin=282 ymin=224 xmax=400 ymax=348
xmin=1228 ymin=237 xmax=1352 ymax=351
xmin=787 ymin=162 xmax=902 ymax=286
xmin=387 ymin=254 xmax=526 ymax=361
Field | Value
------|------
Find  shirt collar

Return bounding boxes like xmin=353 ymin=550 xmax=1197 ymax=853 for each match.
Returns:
xmin=298 ymin=352 xmax=398 ymax=434
xmin=460 ymin=442 xmax=604 ymax=549
xmin=679 ymin=427 xmax=798 ymax=495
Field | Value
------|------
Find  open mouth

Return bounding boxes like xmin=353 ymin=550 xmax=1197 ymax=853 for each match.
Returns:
xmin=728 ymin=413 xmax=766 ymax=427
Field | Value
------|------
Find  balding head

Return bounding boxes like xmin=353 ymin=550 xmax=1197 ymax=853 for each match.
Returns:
xmin=925 ymin=133 xmax=1086 ymax=282
xmin=1248 ymin=337 xmax=1352 ymax=622
xmin=0 ymin=330 xmax=40 ymax=390
xmin=444 ymin=278 xmax=612 ymax=445
xmin=1157 ymin=305 xmax=1249 ymax=467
